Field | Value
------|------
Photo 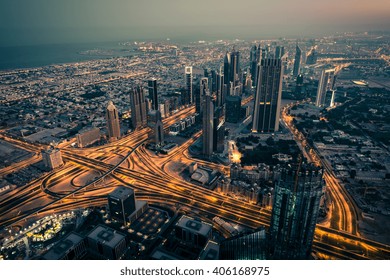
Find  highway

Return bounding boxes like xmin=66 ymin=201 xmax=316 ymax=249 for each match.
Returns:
xmin=1 ymin=106 xmax=389 ymax=259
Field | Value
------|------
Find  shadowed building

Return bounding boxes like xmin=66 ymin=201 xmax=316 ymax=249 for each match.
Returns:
xmin=252 ymin=58 xmax=283 ymax=133
xmin=185 ymin=66 xmax=193 ymax=105
xmin=293 ymin=44 xmax=301 ymax=77
xmin=130 ymin=86 xmax=147 ymax=129
xmin=315 ymin=68 xmax=336 ymax=107
xmin=202 ymin=94 xmax=214 ymax=157
xmin=106 ymin=100 xmax=121 ymax=140
xmin=148 ymin=78 xmax=159 ymax=111
xmin=269 ymin=163 xmax=324 ymax=259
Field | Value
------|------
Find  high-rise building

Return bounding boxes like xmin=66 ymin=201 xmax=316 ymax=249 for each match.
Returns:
xmin=225 ymin=95 xmax=242 ymax=123
xmin=202 ymin=94 xmax=214 ymax=157
xmin=130 ymin=86 xmax=147 ymax=129
xmin=213 ymin=106 xmax=225 ymax=153
xmin=216 ymin=71 xmax=225 ymax=107
xmin=295 ymin=74 xmax=304 ymax=94
xmin=250 ymin=45 xmax=259 ymax=86
xmin=224 ymin=50 xmax=241 ymax=96
xmin=220 ymin=227 xmax=267 ymax=260
xmin=315 ymin=68 xmax=336 ymax=107
xmin=108 ymin=186 xmax=136 ymax=224
xmin=252 ymin=58 xmax=283 ymax=133
xmin=275 ymin=46 xmax=285 ymax=59
xmin=293 ymin=45 xmax=301 ymax=77
xmin=42 ymin=147 xmax=63 ymax=170
xmin=106 ymin=100 xmax=121 ymax=140
xmin=148 ymin=110 xmax=164 ymax=147
xmin=269 ymin=163 xmax=324 ymax=260
xmin=174 ymin=215 xmax=212 ymax=249
xmin=196 ymin=78 xmax=209 ymax=116
xmin=148 ymin=78 xmax=158 ymax=111
xmin=185 ymin=66 xmax=193 ymax=105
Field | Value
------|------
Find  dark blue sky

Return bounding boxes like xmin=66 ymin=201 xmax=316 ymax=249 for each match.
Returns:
xmin=1 ymin=0 xmax=389 ymax=46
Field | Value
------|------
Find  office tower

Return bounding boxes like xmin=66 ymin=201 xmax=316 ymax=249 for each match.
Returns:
xmin=213 ymin=106 xmax=225 ymax=153
xmin=196 ymin=78 xmax=208 ymax=116
xmin=220 ymin=227 xmax=267 ymax=260
xmin=106 ymin=100 xmax=121 ymax=140
xmin=275 ymin=46 xmax=285 ymax=59
xmin=250 ymin=45 xmax=259 ymax=86
xmin=108 ymin=186 xmax=136 ymax=224
xmin=330 ymin=90 xmax=336 ymax=108
xmin=293 ymin=45 xmax=301 ymax=77
xmin=225 ymin=95 xmax=242 ymax=123
xmin=185 ymin=66 xmax=193 ymax=105
xmin=148 ymin=78 xmax=158 ymax=111
xmin=224 ymin=50 xmax=241 ymax=96
xmin=130 ymin=86 xmax=147 ymax=129
xmin=42 ymin=147 xmax=63 ymax=170
xmin=269 ymin=163 xmax=324 ymax=260
xmin=76 ymin=127 xmax=100 ymax=148
xmin=315 ymin=68 xmax=336 ymax=107
xmin=148 ymin=110 xmax=164 ymax=147
xmin=252 ymin=58 xmax=283 ymax=133
xmin=210 ymin=69 xmax=218 ymax=93
xmin=202 ymin=94 xmax=214 ymax=157
xmin=295 ymin=74 xmax=304 ymax=94
xmin=216 ymin=71 xmax=224 ymax=107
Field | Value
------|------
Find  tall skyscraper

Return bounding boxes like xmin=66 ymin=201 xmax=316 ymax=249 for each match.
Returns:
xmin=130 ymin=86 xmax=147 ymax=129
xmin=275 ymin=46 xmax=285 ymax=59
xmin=225 ymin=95 xmax=242 ymax=123
xmin=293 ymin=45 xmax=301 ymax=77
xmin=148 ymin=78 xmax=158 ymax=111
xmin=315 ymin=68 xmax=336 ymax=107
xmin=216 ymin=70 xmax=224 ymax=107
xmin=106 ymin=100 xmax=121 ymax=140
xmin=202 ymin=94 xmax=214 ymax=157
xmin=196 ymin=77 xmax=209 ymax=116
xmin=108 ymin=186 xmax=136 ymax=225
xmin=213 ymin=105 xmax=225 ymax=153
xmin=269 ymin=163 xmax=324 ymax=260
xmin=185 ymin=66 xmax=193 ymax=105
xmin=224 ymin=50 xmax=241 ymax=96
xmin=252 ymin=58 xmax=283 ymax=133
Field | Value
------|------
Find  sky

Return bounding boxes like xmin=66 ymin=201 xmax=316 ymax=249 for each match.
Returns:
xmin=0 ymin=0 xmax=389 ymax=46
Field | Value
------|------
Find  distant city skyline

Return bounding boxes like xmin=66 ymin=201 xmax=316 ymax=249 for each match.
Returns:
xmin=0 ymin=0 xmax=389 ymax=46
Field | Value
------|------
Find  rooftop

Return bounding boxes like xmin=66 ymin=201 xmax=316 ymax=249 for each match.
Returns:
xmin=176 ymin=215 xmax=212 ymax=237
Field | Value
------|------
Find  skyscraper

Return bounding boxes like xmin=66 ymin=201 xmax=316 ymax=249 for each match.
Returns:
xmin=225 ymin=95 xmax=242 ymax=123
xmin=293 ymin=45 xmax=301 ymax=77
xmin=315 ymin=68 xmax=336 ymax=107
xmin=148 ymin=78 xmax=158 ymax=111
xmin=252 ymin=58 xmax=283 ymax=133
xmin=275 ymin=46 xmax=285 ymax=59
xmin=196 ymin=77 xmax=208 ymax=116
xmin=213 ymin=105 xmax=225 ymax=153
xmin=250 ymin=45 xmax=259 ymax=86
xmin=224 ymin=50 xmax=241 ymax=96
xmin=185 ymin=66 xmax=193 ymax=105
xmin=269 ymin=163 xmax=324 ymax=259
xmin=130 ymin=86 xmax=147 ymax=129
xmin=202 ymin=94 xmax=214 ymax=157
xmin=106 ymin=100 xmax=121 ymax=140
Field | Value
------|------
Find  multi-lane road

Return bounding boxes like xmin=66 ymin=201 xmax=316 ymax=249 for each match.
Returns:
xmin=1 ymin=106 xmax=389 ymax=259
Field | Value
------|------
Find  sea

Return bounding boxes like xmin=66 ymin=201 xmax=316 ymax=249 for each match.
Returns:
xmin=0 ymin=41 xmax=141 ymax=71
